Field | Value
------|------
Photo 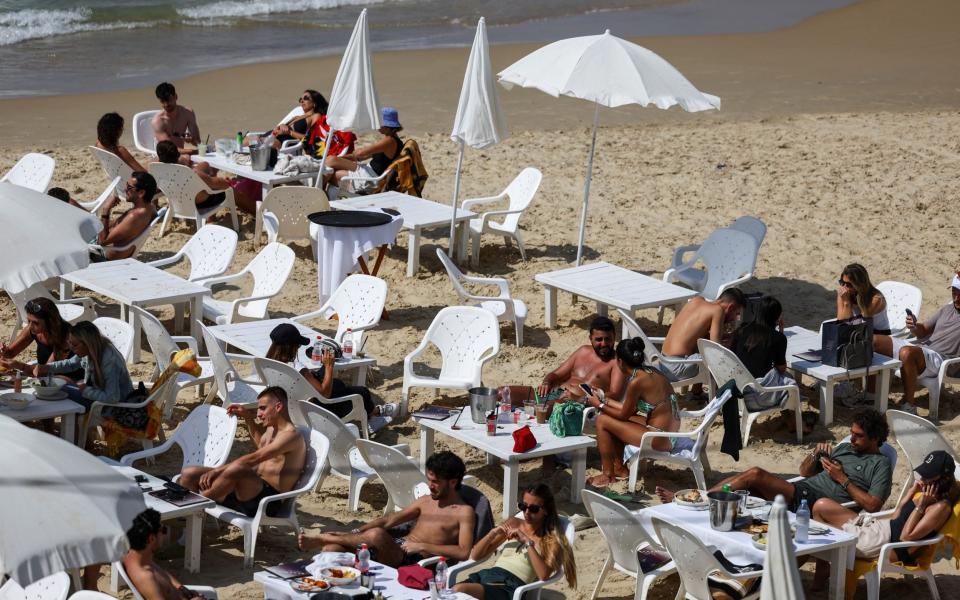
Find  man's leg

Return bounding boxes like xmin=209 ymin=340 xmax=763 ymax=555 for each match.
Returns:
xmin=199 ymin=462 xmax=265 ymax=503
xmin=179 ymin=466 xmax=214 ymax=492
xmin=655 ymin=467 xmax=794 ymax=503
xmin=302 ymin=528 xmax=406 ymax=567
xmin=898 ymin=346 xmax=926 ymax=405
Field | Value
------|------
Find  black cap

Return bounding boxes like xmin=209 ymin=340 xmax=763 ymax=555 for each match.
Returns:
xmin=914 ymin=450 xmax=956 ymax=479
xmin=269 ymin=323 xmax=309 ymax=347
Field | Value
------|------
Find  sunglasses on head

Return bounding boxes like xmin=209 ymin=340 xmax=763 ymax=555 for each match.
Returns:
xmin=517 ymin=501 xmax=543 ymax=514
xmin=25 ymin=300 xmax=44 ymax=315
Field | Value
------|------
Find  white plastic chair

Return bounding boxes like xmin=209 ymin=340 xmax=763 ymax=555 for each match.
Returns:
xmin=581 ymin=489 xmax=676 ymax=600
xmin=204 ymin=427 xmax=330 ymax=567
xmin=76 ymin=174 xmax=121 ymax=213
xmin=1 ymin=152 xmax=55 ymax=192
xmin=200 ymin=242 xmax=296 ymax=325
xmin=698 ymin=339 xmax=803 ymax=444
xmin=652 ymin=517 xmax=761 ymax=600
xmin=669 ymin=216 xmax=766 ymax=277
xmin=887 ymin=409 xmax=958 ymax=506
xmin=876 ymin=281 xmax=922 ymax=338
xmin=461 ymin=167 xmax=542 ymax=265
xmin=662 ymin=227 xmax=759 ymax=301
xmin=146 ymin=224 xmax=238 ymax=283
xmin=618 ymin=309 xmax=712 ymax=395
xmin=446 ymin=513 xmax=576 ymax=600
xmin=93 ymin=316 xmax=135 ymax=363
xmin=68 ymin=593 xmax=116 ymax=600
xmin=132 ymin=306 xmax=213 ymax=402
xmin=131 ymin=110 xmax=159 ymax=155
xmin=893 ymin=334 xmax=959 ymax=421
xmin=337 ymin=165 xmax=394 ymax=197
xmin=401 ymin=306 xmax=500 ymax=416
xmin=119 ymin=404 xmax=237 ymax=476
xmin=436 ymin=248 xmax=527 ymax=346
xmin=255 ymin=185 xmax=329 ymax=249
xmin=200 ymin=324 xmax=263 ymax=408
xmin=355 ymin=438 xmax=429 ymax=514
xmin=149 ymin=162 xmax=239 ymax=236
xmin=293 ymin=274 xmax=387 ymax=353
xmin=8 ymin=283 xmax=97 ymax=332
xmin=90 ymin=207 xmax=167 ymax=261
xmin=88 ymin=146 xmax=133 ymax=200
xmin=0 ymin=572 xmax=70 ymax=600
xmin=112 ymin=560 xmax=218 ymax=600
xmin=80 ymin=373 xmax=178 ymax=449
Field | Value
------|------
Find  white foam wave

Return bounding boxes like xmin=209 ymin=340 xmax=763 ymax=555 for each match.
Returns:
xmin=0 ymin=7 xmax=156 ymax=46
xmin=177 ymin=0 xmax=386 ymax=21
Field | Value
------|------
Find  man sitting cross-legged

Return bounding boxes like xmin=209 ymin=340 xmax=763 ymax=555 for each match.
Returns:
xmin=180 ymin=386 xmax=306 ymax=517
xmin=656 ymin=409 xmax=893 ymax=513
xmin=122 ymin=508 xmax=211 ymax=599
xmin=298 ymin=451 xmax=475 ymax=567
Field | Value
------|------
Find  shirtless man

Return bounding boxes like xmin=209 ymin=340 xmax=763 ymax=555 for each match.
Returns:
xmin=121 ymin=509 xmax=209 ymax=599
xmin=537 ymin=316 xmax=625 ymax=403
xmin=299 ymin=451 xmax=475 ymax=567
xmin=151 ymin=82 xmax=200 ymax=164
xmin=659 ymin=288 xmax=746 ymax=393
xmin=180 ymin=386 xmax=306 ymax=517
xmin=91 ymin=172 xmax=158 ymax=261
xmin=155 ymin=140 xmax=257 ymax=214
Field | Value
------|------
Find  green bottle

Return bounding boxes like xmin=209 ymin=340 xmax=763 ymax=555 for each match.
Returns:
xmin=721 ymin=484 xmax=732 ymax=493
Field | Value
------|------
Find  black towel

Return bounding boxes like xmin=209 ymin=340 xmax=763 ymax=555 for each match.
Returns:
xmin=716 ymin=379 xmax=744 ymax=461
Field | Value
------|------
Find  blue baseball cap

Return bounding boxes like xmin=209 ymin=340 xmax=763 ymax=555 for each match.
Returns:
xmin=382 ymin=107 xmax=401 ymax=129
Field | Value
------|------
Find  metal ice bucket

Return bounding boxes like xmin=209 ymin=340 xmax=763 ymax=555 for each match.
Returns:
xmin=707 ymin=491 xmax=741 ymax=531
xmin=250 ymin=143 xmax=272 ymax=171
xmin=468 ymin=387 xmax=499 ymax=424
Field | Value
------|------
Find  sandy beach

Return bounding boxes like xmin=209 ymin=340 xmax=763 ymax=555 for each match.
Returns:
xmin=2 ymin=0 xmax=960 ymax=598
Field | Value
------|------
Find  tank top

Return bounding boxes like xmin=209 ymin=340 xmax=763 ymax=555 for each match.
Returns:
xmin=888 ymin=498 xmax=938 ymax=564
xmin=492 ymin=540 xmax=537 ymax=584
xmin=369 ymin=133 xmax=402 ymax=175
xmin=853 ymin=305 xmax=891 ymax=335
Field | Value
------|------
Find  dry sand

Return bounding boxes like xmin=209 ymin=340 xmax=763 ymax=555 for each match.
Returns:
xmin=2 ymin=0 xmax=960 ymax=598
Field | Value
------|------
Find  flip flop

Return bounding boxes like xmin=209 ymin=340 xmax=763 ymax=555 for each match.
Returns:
xmin=601 ymin=489 xmax=635 ymax=502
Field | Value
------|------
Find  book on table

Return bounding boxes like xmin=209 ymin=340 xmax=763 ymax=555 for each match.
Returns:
xmin=264 ymin=559 xmax=312 ymax=579
xmin=412 ymin=404 xmax=460 ymax=421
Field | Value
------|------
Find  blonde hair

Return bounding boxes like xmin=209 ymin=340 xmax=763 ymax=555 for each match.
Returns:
xmin=526 ymin=484 xmax=577 ymax=588
xmin=265 ymin=341 xmax=298 ymax=364
xmin=69 ymin=321 xmax=113 ymax=388
xmin=842 ymin=263 xmax=881 ymax=316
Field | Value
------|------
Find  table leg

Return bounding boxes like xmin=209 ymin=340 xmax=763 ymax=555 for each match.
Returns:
xmin=184 ymin=513 xmax=203 ymax=573
xmin=596 ymin=302 xmax=608 ymax=318
xmin=61 ymin=413 xmax=76 ymax=444
xmin=406 ymin=228 xmax=421 ymax=277
xmin=570 ymin=449 xmax=587 ymax=503
xmin=819 ymin=380 xmax=835 ymax=425
xmin=261 ymin=183 xmax=271 ymax=199
xmin=419 ymin=428 xmax=435 ymax=471
xmin=457 ymin=222 xmax=469 ymax=263
xmin=354 ymin=366 xmax=368 ymax=386
xmin=502 ymin=462 xmax=519 ymax=520
xmin=128 ymin=304 xmax=141 ymax=364
xmin=544 ymin=286 xmax=557 ymax=329
xmin=485 ymin=453 xmax=497 ymax=466
xmin=173 ymin=303 xmax=185 ymax=335
xmin=875 ymin=370 xmax=891 ymax=414
xmin=191 ymin=296 xmax=203 ymax=351
xmin=60 ymin=280 xmax=74 ymax=300
xmin=829 ymin=545 xmax=849 ymax=600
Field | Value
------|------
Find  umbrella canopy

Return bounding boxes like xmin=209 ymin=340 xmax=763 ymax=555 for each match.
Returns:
xmin=760 ymin=495 xmax=805 ymax=600
xmin=498 ymin=30 xmax=719 ymax=264
xmin=0 ymin=182 xmax=101 ymax=294
xmin=447 ymin=17 xmax=509 ymax=255
xmin=325 ymin=8 xmax=381 ymax=133
xmin=0 ymin=415 xmax=146 ymax=586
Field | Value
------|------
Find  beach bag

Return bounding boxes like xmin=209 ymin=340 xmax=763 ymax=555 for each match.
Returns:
xmin=548 ymin=401 xmax=584 ymax=437
xmin=822 ymin=317 xmax=873 ymax=369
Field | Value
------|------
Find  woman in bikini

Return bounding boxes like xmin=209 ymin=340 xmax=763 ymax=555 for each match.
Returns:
xmin=584 ymin=337 xmax=679 ymax=487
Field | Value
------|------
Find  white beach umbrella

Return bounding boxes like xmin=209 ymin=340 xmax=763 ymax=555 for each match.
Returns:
xmin=447 ymin=17 xmax=509 ymax=256
xmin=316 ymin=8 xmax=381 ymax=188
xmin=760 ymin=495 xmax=804 ymax=600
xmin=0 ymin=182 xmax=101 ymax=294
xmin=0 ymin=415 xmax=146 ymax=586
xmin=498 ymin=30 xmax=720 ymax=265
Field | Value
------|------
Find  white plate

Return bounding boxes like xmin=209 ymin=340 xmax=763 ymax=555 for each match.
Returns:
xmin=319 ymin=566 xmax=360 ymax=586
xmin=0 ymin=392 xmax=33 ymax=410
xmin=673 ymin=489 xmax=709 ymax=510
xmin=289 ymin=577 xmax=329 ymax=593
xmin=35 ymin=390 xmax=68 ymax=401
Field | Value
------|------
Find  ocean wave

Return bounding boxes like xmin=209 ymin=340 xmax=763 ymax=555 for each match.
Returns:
xmin=0 ymin=7 xmax=158 ymax=46
xmin=177 ymin=0 xmax=386 ymax=21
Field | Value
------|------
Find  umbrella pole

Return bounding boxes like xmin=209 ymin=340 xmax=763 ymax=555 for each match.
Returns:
xmin=448 ymin=139 xmax=465 ymax=258
xmin=313 ymin=131 xmax=335 ymax=190
xmin=575 ymin=104 xmax=601 ymax=266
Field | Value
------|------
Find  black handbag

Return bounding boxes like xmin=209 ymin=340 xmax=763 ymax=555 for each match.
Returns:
xmin=821 ymin=317 xmax=873 ymax=369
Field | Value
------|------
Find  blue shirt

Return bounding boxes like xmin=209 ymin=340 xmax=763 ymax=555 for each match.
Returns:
xmin=47 ymin=344 xmax=133 ymax=405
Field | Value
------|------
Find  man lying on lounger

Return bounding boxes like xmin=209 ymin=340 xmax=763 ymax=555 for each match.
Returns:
xmin=298 ymin=451 xmax=475 ymax=567
xmin=180 ymin=386 xmax=306 ymax=517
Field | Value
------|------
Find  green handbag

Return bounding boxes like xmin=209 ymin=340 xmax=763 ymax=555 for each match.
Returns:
xmin=548 ymin=401 xmax=585 ymax=437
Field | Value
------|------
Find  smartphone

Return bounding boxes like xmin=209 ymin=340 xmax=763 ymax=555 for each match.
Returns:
xmin=578 ymin=383 xmax=593 ymax=396
xmin=134 ymin=475 xmax=148 ymax=484
xmin=905 ymin=308 xmax=915 ymax=319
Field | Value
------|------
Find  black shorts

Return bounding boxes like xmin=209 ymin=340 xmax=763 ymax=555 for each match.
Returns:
xmin=196 ymin=192 xmax=226 ymax=210
xmin=790 ymin=481 xmax=818 ymax=512
xmin=222 ymin=481 xmax=278 ymax=517
xmin=466 ymin=567 xmax=526 ymax=600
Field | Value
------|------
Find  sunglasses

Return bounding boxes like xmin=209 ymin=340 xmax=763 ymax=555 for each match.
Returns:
xmin=299 ymin=95 xmax=312 ymax=102
xmin=838 ymin=279 xmax=853 ymax=287
xmin=25 ymin=300 xmax=44 ymax=315
xmin=517 ymin=501 xmax=543 ymax=514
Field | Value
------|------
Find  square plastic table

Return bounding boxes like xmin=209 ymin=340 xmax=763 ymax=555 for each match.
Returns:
xmin=417 ymin=409 xmax=596 ymax=519
xmin=191 ymin=151 xmax=314 ymax=196
xmin=0 ymin=393 xmax=84 ymax=444
xmin=535 ymin=261 xmax=698 ymax=328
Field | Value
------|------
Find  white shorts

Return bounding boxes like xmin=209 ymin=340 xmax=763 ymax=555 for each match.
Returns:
xmin=891 ymin=338 xmax=944 ymax=379
xmin=657 ymin=354 xmax=701 ymax=382
xmin=347 ymin=163 xmax=379 ymax=193
xmin=841 ymin=514 xmax=892 ymax=559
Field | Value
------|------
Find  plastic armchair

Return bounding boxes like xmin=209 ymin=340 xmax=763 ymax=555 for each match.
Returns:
xmin=581 ymin=489 xmax=676 ymax=600
xmin=436 ymin=248 xmax=527 ymax=346
xmin=146 ymin=224 xmax=238 ymax=282
xmin=293 ymin=273 xmax=387 ymax=353
xmin=887 ymin=410 xmax=958 ymax=506
xmin=669 ymin=216 xmax=766 ymax=274
xmin=446 ymin=514 xmax=575 ymax=600
xmin=90 ymin=207 xmax=166 ymax=260
xmin=355 ymin=438 xmax=428 ymax=514
xmin=92 ymin=316 xmax=135 ymax=363
xmin=461 ymin=167 xmax=541 ymax=266
xmin=618 ymin=309 xmax=712 ymax=396
xmin=205 ymin=427 xmax=330 ymax=567
xmin=133 ymin=306 xmax=213 ymax=401
xmin=149 ymin=162 xmax=239 ymax=236
xmin=337 ymin=165 xmax=394 ymax=197
xmin=401 ymin=306 xmax=501 ymax=416
xmin=80 ymin=374 xmax=178 ymax=448
xmin=131 ymin=110 xmax=159 ymax=155
xmin=8 ymin=282 xmax=96 ymax=332
xmin=200 ymin=242 xmax=295 ymax=325
xmin=876 ymin=280 xmax=922 ymax=338
xmin=88 ymin=145 xmax=133 ymax=199
xmin=255 ymin=183 xmax=329 ymax=249
xmin=112 ymin=559 xmax=218 ymax=600
xmin=905 ymin=355 xmax=960 ymax=422
xmin=0 ymin=572 xmax=70 ymax=600
xmin=698 ymin=338 xmax=802 ymax=444
xmin=1 ymin=152 xmax=55 ymax=192
xmin=77 ymin=173 xmax=121 ymax=213
xmin=199 ymin=324 xmax=264 ymax=407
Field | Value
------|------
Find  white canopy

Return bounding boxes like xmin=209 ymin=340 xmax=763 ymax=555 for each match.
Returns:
xmin=760 ymin=495 xmax=805 ymax=600
xmin=0 ymin=182 xmax=101 ymax=294
xmin=325 ymin=8 xmax=381 ymax=133
xmin=0 ymin=415 xmax=146 ymax=586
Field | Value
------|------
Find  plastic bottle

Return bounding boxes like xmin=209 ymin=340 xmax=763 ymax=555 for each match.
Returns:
xmin=236 ymin=131 xmax=244 ymax=150
xmin=434 ymin=557 xmax=449 ymax=598
xmin=500 ymin=386 xmax=512 ymax=409
xmin=796 ymin=499 xmax=810 ymax=543
xmin=721 ymin=483 xmax=732 ymax=493
xmin=486 ymin=410 xmax=496 ymax=436
xmin=13 ymin=370 xmax=22 ymax=394
xmin=312 ymin=336 xmax=324 ymax=361
xmin=356 ymin=543 xmax=370 ymax=575
xmin=343 ymin=328 xmax=354 ymax=360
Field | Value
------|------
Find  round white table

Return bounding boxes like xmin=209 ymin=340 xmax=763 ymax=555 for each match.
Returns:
xmin=310 ymin=213 xmax=403 ymax=304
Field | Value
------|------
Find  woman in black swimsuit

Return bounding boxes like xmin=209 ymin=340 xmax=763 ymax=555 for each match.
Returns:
xmin=0 ymin=297 xmax=84 ymax=381
xmin=324 ymin=106 xmax=403 ymax=193
xmin=272 ymin=89 xmax=327 ymax=149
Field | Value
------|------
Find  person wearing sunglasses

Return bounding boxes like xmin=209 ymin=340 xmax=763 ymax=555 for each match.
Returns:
xmin=271 ymin=89 xmax=328 ymax=147
xmin=453 ymin=483 xmax=577 ymax=600
xmin=836 ymin=263 xmax=890 ymax=336
xmin=0 ymin=297 xmax=84 ymax=382
xmin=118 ymin=508 xmax=211 ymax=599
xmin=89 ymin=171 xmax=158 ymax=261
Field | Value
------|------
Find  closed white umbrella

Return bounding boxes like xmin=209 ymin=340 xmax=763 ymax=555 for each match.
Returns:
xmin=447 ymin=17 xmax=509 ymax=257
xmin=315 ymin=8 xmax=381 ymax=189
xmin=0 ymin=415 xmax=146 ymax=586
xmin=760 ymin=495 xmax=804 ymax=600
xmin=0 ymin=182 xmax=101 ymax=294
xmin=498 ymin=30 xmax=720 ymax=265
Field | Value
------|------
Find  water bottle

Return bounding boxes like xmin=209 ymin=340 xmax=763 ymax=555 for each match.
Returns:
xmin=434 ymin=557 xmax=449 ymax=598
xmin=500 ymin=386 xmax=512 ymax=409
xmin=343 ymin=328 xmax=354 ymax=360
xmin=796 ymin=499 xmax=810 ymax=543
xmin=356 ymin=543 xmax=370 ymax=575
xmin=312 ymin=336 xmax=324 ymax=361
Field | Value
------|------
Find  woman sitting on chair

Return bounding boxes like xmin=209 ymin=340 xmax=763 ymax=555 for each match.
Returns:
xmin=1 ymin=297 xmax=84 ymax=381
xmin=96 ymin=112 xmax=147 ymax=173
xmin=272 ymin=89 xmax=326 ymax=148
xmin=453 ymin=483 xmax=577 ymax=600
xmin=584 ymin=337 xmax=679 ymax=487
xmin=323 ymin=106 xmax=403 ymax=196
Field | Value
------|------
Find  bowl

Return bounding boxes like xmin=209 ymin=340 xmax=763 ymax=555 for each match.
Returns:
xmin=1 ymin=392 xmax=33 ymax=410
xmin=318 ymin=566 xmax=360 ymax=586
xmin=31 ymin=377 xmax=65 ymax=398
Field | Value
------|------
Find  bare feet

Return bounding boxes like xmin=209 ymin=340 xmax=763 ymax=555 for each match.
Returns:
xmin=587 ymin=473 xmax=619 ymax=487
xmin=613 ymin=466 xmax=631 ymax=479
xmin=654 ymin=486 xmax=675 ymax=503
xmin=298 ymin=533 xmax=322 ymax=551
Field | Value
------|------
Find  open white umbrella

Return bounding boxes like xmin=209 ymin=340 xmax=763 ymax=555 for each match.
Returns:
xmin=498 ymin=30 xmax=720 ymax=265
xmin=760 ymin=495 xmax=804 ymax=600
xmin=315 ymin=8 xmax=381 ymax=189
xmin=0 ymin=415 xmax=146 ymax=586
xmin=0 ymin=182 xmax=101 ymax=294
xmin=447 ymin=17 xmax=509 ymax=256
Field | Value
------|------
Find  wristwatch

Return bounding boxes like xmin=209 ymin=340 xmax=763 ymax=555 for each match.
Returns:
xmin=841 ymin=479 xmax=851 ymax=490
xmin=525 ymin=539 xmax=535 ymax=548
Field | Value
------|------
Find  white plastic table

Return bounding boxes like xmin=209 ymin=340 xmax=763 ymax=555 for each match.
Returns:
xmin=0 ymin=392 xmax=84 ymax=444
xmin=310 ymin=213 xmax=403 ymax=304
xmin=191 ymin=151 xmax=313 ymax=196
xmin=206 ymin=318 xmax=376 ymax=386
xmin=417 ymin=410 xmax=596 ymax=519
xmin=332 ymin=191 xmax=475 ymax=276
xmin=535 ymin=261 xmax=698 ymax=328
xmin=60 ymin=259 xmax=211 ymax=363
xmin=635 ymin=502 xmax=856 ymax=600
xmin=784 ymin=326 xmax=902 ymax=425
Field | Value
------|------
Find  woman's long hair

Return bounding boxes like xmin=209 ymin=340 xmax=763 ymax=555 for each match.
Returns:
xmin=735 ymin=295 xmax=782 ymax=352
xmin=524 ymin=483 xmax=577 ymax=588
xmin=842 ymin=263 xmax=881 ymax=316
xmin=265 ymin=342 xmax=298 ymax=364
xmin=69 ymin=321 xmax=113 ymax=388
xmin=304 ymin=89 xmax=328 ymax=116
xmin=26 ymin=297 xmax=69 ymax=352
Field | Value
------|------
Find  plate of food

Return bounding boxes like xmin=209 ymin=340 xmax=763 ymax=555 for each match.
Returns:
xmin=673 ymin=489 xmax=709 ymax=510
xmin=290 ymin=576 xmax=330 ymax=593
xmin=742 ymin=522 xmax=768 ymax=535
xmin=0 ymin=392 xmax=33 ymax=410
xmin=745 ymin=496 xmax=767 ymax=509
xmin=752 ymin=532 xmax=772 ymax=549
xmin=319 ymin=566 xmax=360 ymax=586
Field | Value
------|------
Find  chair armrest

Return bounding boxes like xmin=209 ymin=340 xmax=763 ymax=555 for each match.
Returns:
xmin=145 ymin=252 xmax=184 ymax=269
xmin=120 ymin=437 xmax=177 ymax=466
xmin=390 ymin=443 xmax=411 ymax=455
xmin=225 ymin=294 xmax=276 ymax=322
xmin=648 ymin=336 xmax=666 ymax=344
xmin=461 ymin=274 xmax=512 ymax=297
xmin=200 ymin=270 xmax=247 ymax=288
xmin=169 ymin=336 xmax=200 ymax=354
xmin=446 ymin=557 xmax=485 ymax=586
xmin=671 ymin=244 xmax=701 ymax=269
xmin=292 ymin=301 xmax=335 ymax=324
xmin=460 ymin=192 xmax=507 ymax=211
xmin=714 ymin=273 xmax=754 ymax=298
xmin=658 ymin=355 xmax=703 ymax=367
xmin=876 ymin=535 xmax=943 ymax=566
xmin=476 ymin=207 xmax=525 ymax=228
xmin=637 ymin=428 xmax=699 ymax=454
xmin=404 ymin=339 xmax=432 ymax=369
xmin=939 ymin=357 xmax=960 ymax=378
xmin=224 ymin=352 xmax=256 ymax=365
